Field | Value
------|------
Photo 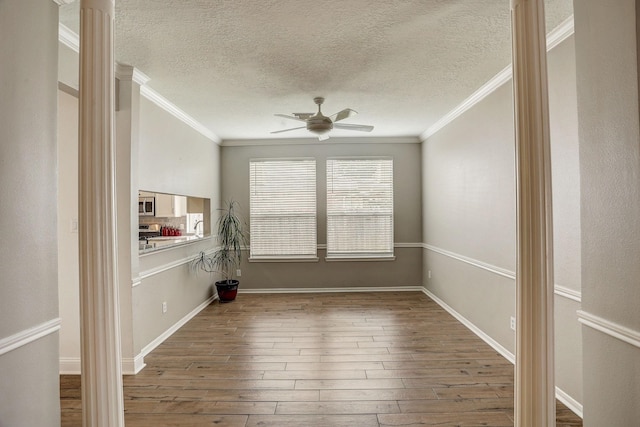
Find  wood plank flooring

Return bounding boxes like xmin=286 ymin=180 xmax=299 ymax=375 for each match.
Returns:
xmin=60 ymin=292 xmax=582 ymax=426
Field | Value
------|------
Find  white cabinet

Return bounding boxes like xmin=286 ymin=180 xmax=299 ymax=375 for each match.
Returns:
xmin=173 ymin=195 xmax=187 ymax=217
xmin=154 ymin=193 xmax=187 ymax=217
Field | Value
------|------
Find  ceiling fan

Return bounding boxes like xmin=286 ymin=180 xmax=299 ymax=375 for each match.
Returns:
xmin=271 ymin=97 xmax=374 ymax=141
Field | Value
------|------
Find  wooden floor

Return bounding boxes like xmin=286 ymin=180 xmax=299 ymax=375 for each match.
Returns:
xmin=61 ymin=292 xmax=582 ymax=426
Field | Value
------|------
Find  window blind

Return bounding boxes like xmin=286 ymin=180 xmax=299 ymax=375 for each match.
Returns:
xmin=249 ymin=159 xmax=317 ymax=258
xmin=326 ymin=158 xmax=394 ymax=258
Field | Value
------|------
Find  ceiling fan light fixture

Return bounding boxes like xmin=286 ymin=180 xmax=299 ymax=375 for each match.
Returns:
xmin=306 ymin=116 xmax=333 ymax=134
xmin=272 ymin=96 xmax=373 ymax=138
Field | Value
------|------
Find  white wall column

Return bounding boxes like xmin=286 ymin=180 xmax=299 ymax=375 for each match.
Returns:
xmin=78 ymin=0 xmax=125 ymax=425
xmin=510 ymin=0 xmax=555 ymax=425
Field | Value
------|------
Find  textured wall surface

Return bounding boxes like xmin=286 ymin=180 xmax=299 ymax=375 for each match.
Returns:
xmin=574 ymin=0 xmax=640 ymax=425
xmin=0 ymin=0 xmax=61 ymax=425
xmin=422 ymin=35 xmax=583 ymax=408
xmin=221 ymin=140 xmax=423 ymax=289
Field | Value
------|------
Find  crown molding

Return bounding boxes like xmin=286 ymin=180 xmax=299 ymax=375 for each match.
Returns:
xmin=420 ymin=15 xmax=575 ymax=141
xmin=58 ymin=24 xmax=219 ymax=144
xmin=221 ymin=136 xmax=420 ymax=147
xmin=115 ymin=64 xmax=151 ymax=86
xmin=140 ymin=85 xmax=221 ymax=144
xmin=53 ymin=0 xmax=76 ymax=5
xmin=58 ymin=23 xmax=79 ymax=53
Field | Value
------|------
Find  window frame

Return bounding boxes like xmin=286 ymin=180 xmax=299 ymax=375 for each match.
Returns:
xmin=325 ymin=156 xmax=395 ymax=261
xmin=248 ymin=157 xmax=318 ymax=262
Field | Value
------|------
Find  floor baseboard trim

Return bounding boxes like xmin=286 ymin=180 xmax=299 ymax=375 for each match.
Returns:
xmin=422 ymin=287 xmax=583 ymax=419
xmin=138 ymin=295 xmax=218 ymax=364
xmin=239 ymin=286 xmax=424 ymax=294
xmin=556 ymin=386 xmax=584 ymax=419
xmin=421 ymin=288 xmax=515 ymax=363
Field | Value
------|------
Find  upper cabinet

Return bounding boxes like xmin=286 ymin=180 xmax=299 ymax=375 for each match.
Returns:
xmin=154 ymin=193 xmax=187 ymax=217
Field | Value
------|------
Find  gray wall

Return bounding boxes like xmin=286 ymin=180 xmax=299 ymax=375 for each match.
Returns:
xmin=221 ymin=140 xmax=423 ymax=289
xmin=574 ymin=0 xmax=640 ymax=425
xmin=134 ymin=97 xmax=221 ymax=353
xmin=422 ymin=35 xmax=583 ymax=408
xmin=0 ymin=0 xmax=61 ymax=425
xmin=56 ymin=48 xmax=222 ymax=367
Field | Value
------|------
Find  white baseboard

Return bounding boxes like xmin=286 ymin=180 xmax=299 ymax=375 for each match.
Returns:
xmin=421 ymin=288 xmax=515 ymax=363
xmin=137 ymin=295 xmax=217 ymax=365
xmin=422 ymin=287 xmax=583 ymax=419
xmin=555 ymin=386 xmax=584 ymax=419
xmin=60 ymin=295 xmax=217 ymax=375
xmin=239 ymin=286 xmax=424 ymax=294
xmin=59 ymin=357 xmax=81 ymax=375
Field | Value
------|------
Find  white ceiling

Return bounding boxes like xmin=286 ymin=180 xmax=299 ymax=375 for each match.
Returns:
xmin=59 ymin=1 xmax=573 ymax=142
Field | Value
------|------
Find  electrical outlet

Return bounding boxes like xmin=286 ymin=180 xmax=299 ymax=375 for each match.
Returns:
xmin=162 ymin=302 xmax=167 ymax=314
xmin=428 ymin=270 xmax=432 ymax=279
xmin=236 ymin=269 xmax=242 ymax=277
xmin=510 ymin=316 xmax=516 ymax=331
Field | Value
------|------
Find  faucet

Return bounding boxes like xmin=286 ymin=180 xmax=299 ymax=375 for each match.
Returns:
xmin=193 ymin=219 xmax=204 ymax=235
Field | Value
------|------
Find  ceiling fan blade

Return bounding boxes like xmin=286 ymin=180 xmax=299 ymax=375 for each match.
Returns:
xmin=270 ymin=126 xmax=306 ymax=134
xmin=330 ymin=108 xmax=358 ymax=122
xmin=333 ymin=123 xmax=374 ymax=132
xmin=318 ymin=134 xmax=330 ymax=141
xmin=275 ymin=114 xmax=307 ymax=123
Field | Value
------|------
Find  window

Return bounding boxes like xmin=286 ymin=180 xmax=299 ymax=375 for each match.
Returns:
xmin=249 ymin=159 xmax=317 ymax=259
xmin=326 ymin=158 xmax=394 ymax=259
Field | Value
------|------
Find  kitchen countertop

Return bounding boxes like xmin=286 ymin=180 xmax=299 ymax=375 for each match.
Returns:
xmin=139 ymin=234 xmax=210 ymax=254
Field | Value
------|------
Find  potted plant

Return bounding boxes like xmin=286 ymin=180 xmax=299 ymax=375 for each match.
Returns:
xmin=192 ymin=200 xmax=248 ymax=302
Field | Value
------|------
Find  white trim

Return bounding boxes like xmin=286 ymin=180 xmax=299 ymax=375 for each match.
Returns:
xmin=554 ymin=285 xmax=582 ymax=303
xmin=421 ymin=288 xmax=515 ymax=363
xmin=240 ymin=286 xmax=423 ymax=294
xmin=115 ymin=64 xmax=150 ymax=86
xmin=137 ymin=295 xmax=217 ymax=362
xmin=546 ymin=15 xmax=575 ymax=51
xmin=577 ymin=310 xmax=640 ymax=349
xmin=60 ymin=352 xmax=147 ymax=375
xmin=139 ymin=86 xmax=221 ymax=144
xmin=122 ymin=354 xmax=146 ymax=375
xmin=138 ymin=247 xmax=215 ymax=280
xmin=131 ymin=276 xmax=142 ymax=288
xmin=420 ymin=15 xmax=574 ymax=141
xmin=57 ymin=25 xmax=219 ymax=145
xmin=423 ymin=244 xmax=581 ymax=302
xmin=555 ymin=386 xmax=584 ymax=419
xmin=59 ymin=357 xmax=81 ymax=375
xmin=422 ymin=288 xmax=583 ymax=419
xmin=325 ymin=256 xmax=396 ymax=262
xmin=58 ymin=23 xmax=79 ymax=53
xmin=0 ymin=318 xmax=61 ymax=356
xmin=424 ymin=244 xmax=515 ymax=279
xmin=249 ymin=257 xmax=320 ymax=263
xmin=53 ymin=0 xmax=75 ymax=5
xmin=394 ymin=242 xmax=423 ymax=248
xmin=221 ymin=136 xmax=421 ymax=147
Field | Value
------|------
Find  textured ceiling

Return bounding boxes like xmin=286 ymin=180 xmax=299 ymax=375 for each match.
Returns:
xmin=59 ymin=1 xmax=573 ymax=142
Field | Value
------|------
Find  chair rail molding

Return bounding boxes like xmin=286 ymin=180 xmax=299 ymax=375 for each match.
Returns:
xmin=0 ymin=318 xmax=61 ymax=356
xmin=423 ymin=244 xmax=581 ymax=302
xmin=577 ymin=310 xmax=640 ymax=349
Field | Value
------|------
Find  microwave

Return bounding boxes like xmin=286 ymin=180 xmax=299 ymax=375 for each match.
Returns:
xmin=138 ymin=197 xmax=155 ymax=216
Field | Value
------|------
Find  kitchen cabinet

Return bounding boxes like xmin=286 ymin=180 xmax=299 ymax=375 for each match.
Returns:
xmin=154 ymin=193 xmax=187 ymax=217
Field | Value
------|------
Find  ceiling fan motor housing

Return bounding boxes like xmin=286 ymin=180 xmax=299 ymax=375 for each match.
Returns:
xmin=307 ymin=115 xmax=333 ymax=134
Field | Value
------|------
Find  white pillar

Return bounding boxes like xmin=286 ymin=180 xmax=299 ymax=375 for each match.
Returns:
xmin=78 ymin=0 xmax=125 ymax=425
xmin=510 ymin=0 xmax=555 ymax=426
